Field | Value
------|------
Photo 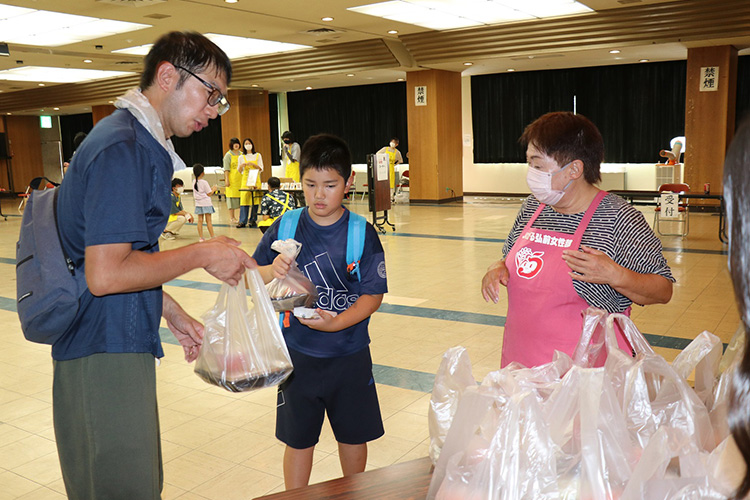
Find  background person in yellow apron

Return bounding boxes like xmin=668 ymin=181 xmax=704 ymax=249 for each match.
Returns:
xmin=222 ymin=137 xmax=243 ymax=223
xmin=281 ymin=131 xmax=301 ymax=182
xmin=377 ymin=137 xmax=404 ymax=198
xmin=237 ymin=137 xmax=264 ymax=228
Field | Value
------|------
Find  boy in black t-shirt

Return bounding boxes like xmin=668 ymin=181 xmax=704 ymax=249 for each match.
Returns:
xmin=254 ymin=134 xmax=388 ymax=490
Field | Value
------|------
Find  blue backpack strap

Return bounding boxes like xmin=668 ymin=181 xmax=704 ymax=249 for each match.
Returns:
xmin=346 ymin=211 xmax=367 ymax=281
xmin=277 ymin=207 xmax=305 ymax=241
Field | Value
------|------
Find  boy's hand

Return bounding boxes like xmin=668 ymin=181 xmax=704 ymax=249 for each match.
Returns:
xmin=272 ymin=254 xmax=294 ymax=280
xmin=298 ymin=309 xmax=339 ymax=332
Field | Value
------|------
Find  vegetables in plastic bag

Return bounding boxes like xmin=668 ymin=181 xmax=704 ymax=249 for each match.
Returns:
xmin=429 ymin=346 xmax=476 ymax=465
xmin=194 ymin=270 xmax=293 ymax=392
xmin=266 ymin=238 xmax=318 ymax=311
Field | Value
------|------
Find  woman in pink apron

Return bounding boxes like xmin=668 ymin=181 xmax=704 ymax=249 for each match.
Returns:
xmin=481 ymin=112 xmax=675 ymax=368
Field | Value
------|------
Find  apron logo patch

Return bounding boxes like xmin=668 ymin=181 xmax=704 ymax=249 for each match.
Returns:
xmin=516 ymin=247 xmax=544 ymax=279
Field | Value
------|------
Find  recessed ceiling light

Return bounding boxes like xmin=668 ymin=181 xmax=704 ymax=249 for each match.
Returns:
xmin=507 ymin=68 xmax=515 ymax=72
xmin=609 ymin=49 xmax=621 ymax=54
xmin=0 ymin=4 xmax=150 ymax=47
xmin=306 ymin=86 xmax=312 ymax=90
xmin=83 ymin=59 xmax=92 ymax=63
xmin=251 ymin=84 xmax=259 ymax=87
xmin=38 ymin=83 xmax=45 ymax=86
xmin=225 ymin=0 xmax=239 ymax=3
xmin=397 ymin=78 xmax=404 ymax=81
xmin=321 ymin=16 xmax=334 ymax=21
xmin=54 ymin=107 xmax=59 ymax=110
xmin=108 ymin=100 xmax=113 ymax=104
xmin=639 ymin=58 xmax=649 ymax=63
xmin=463 ymin=62 xmax=473 ymax=66
xmin=0 ymin=66 xmax=134 ymax=83
xmin=204 ymin=33 xmax=310 ymax=59
xmin=388 ymin=30 xmax=398 ymax=34
xmin=346 ymin=73 xmax=355 ymax=77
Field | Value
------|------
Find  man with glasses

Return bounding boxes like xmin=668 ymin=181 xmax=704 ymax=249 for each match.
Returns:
xmin=53 ymin=31 xmax=254 ymax=499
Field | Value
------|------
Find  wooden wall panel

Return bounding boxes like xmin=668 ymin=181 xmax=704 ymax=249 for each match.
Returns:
xmin=221 ymin=89 xmax=272 ymax=181
xmin=406 ymin=69 xmax=462 ymax=202
xmin=684 ymin=45 xmax=737 ymax=198
xmin=0 ymin=117 xmax=9 ymax=191
xmin=92 ymin=105 xmax=116 ymax=125
xmin=6 ymin=116 xmax=44 ymax=191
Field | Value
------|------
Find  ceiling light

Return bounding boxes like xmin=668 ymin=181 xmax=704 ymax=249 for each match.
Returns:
xmin=83 ymin=59 xmax=92 ymax=63
xmin=388 ymin=29 xmax=398 ymax=34
xmin=349 ymin=0 xmax=591 ymax=30
xmin=463 ymin=62 xmax=473 ymax=66
xmin=507 ymin=68 xmax=515 ymax=72
xmin=639 ymin=59 xmax=649 ymax=63
xmin=397 ymin=78 xmax=404 ymax=81
xmin=38 ymin=83 xmax=45 ymax=86
xmin=225 ymin=0 xmax=239 ymax=3
xmin=251 ymin=84 xmax=259 ymax=87
xmin=321 ymin=16 xmax=334 ymax=21
xmin=0 ymin=66 xmax=134 ymax=83
xmin=347 ymin=73 xmax=355 ymax=77
xmin=54 ymin=107 xmax=59 ymax=110
xmin=306 ymin=86 xmax=312 ymax=90
xmin=112 ymin=44 xmax=153 ymax=56
xmin=609 ymin=49 xmax=621 ymax=54
xmin=0 ymin=4 xmax=149 ymax=47
xmin=204 ymin=33 xmax=310 ymax=59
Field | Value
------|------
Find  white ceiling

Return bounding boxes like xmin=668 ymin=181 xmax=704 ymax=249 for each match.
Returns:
xmin=0 ymin=0 xmax=748 ymax=115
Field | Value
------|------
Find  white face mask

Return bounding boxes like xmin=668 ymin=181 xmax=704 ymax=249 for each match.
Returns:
xmin=389 ymin=142 xmax=396 ymax=148
xmin=526 ymin=162 xmax=573 ymax=206
xmin=176 ymin=187 xmax=184 ymax=195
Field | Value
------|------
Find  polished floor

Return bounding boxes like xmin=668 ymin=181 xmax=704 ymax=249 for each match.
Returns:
xmin=0 ymin=193 xmax=737 ymax=499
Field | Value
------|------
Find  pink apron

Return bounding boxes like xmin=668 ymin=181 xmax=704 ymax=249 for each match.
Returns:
xmin=502 ymin=191 xmax=631 ymax=368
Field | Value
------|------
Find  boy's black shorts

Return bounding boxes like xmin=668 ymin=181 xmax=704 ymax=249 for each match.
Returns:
xmin=276 ymin=346 xmax=384 ymax=449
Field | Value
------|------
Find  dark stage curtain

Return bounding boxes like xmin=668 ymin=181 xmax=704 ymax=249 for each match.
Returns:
xmin=269 ymin=93 xmax=280 ymax=164
xmin=472 ymin=61 xmax=686 ymax=164
xmin=172 ymin=115 xmax=224 ymax=167
xmin=60 ymin=113 xmax=93 ymax=162
xmin=287 ymin=82 xmax=408 ymax=164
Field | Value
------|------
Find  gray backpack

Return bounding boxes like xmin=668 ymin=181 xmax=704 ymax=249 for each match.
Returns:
xmin=16 ymin=188 xmax=87 ymax=345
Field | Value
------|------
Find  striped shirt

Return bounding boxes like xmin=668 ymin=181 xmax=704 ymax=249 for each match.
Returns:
xmin=502 ymin=193 xmax=674 ymax=313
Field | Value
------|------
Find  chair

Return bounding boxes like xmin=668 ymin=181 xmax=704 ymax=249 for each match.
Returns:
xmin=360 ymin=183 xmax=369 ymax=201
xmin=654 ymin=183 xmax=690 ymax=237
xmin=394 ymin=169 xmax=409 ymax=198
xmin=18 ymin=176 xmax=59 ymax=211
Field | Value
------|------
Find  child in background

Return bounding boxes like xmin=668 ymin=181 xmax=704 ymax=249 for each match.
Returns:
xmin=192 ymin=163 xmax=217 ymax=242
xmin=161 ymin=178 xmax=193 ymax=240
xmin=253 ymin=134 xmax=388 ymax=490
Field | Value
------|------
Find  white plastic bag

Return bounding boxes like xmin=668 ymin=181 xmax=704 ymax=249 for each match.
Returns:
xmin=429 ymin=346 xmax=476 ymax=464
xmin=266 ymin=238 xmax=318 ymax=311
xmin=194 ymin=270 xmax=293 ymax=392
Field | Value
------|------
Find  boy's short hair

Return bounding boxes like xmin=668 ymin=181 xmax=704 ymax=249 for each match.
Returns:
xmin=171 ymin=178 xmax=184 ymax=188
xmin=140 ymin=31 xmax=231 ymax=91
xmin=268 ymin=176 xmax=281 ymax=189
xmin=300 ymin=134 xmax=352 ymax=181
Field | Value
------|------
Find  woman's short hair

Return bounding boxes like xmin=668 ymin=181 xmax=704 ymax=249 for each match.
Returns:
xmin=228 ymin=137 xmax=241 ymax=150
xmin=140 ymin=31 xmax=231 ymax=91
xmin=519 ymin=112 xmax=604 ymax=184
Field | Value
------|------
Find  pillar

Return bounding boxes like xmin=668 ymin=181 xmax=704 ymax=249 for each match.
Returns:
xmin=406 ymin=70 xmax=463 ymax=203
xmin=221 ymin=89 xmax=272 ymax=182
xmin=684 ymin=46 xmax=738 ymax=197
xmin=92 ymin=104 xmax=116 ymax=125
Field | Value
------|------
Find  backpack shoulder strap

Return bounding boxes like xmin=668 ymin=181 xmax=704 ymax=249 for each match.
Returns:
xmin=277 ymin=207 xmax=305 ymax=240
xmin=346 ymin=211 xmax=367 ymax=281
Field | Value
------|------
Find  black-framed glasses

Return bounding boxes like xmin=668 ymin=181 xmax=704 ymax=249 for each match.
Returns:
xmin=174 ymin=65 xmax=230 ymax=116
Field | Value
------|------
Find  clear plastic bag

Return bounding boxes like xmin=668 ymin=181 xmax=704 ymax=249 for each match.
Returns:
xmin=194 ymin=269 xmax=293 ymax=392
xmin=429 ymin=346 xmax=476 ymax=465
xmin=266 ymin=239 xmax=318 ymax=311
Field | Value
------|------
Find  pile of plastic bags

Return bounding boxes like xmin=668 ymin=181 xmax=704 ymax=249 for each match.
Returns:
xmin=427 ymin=308 xmax=746 ymax=500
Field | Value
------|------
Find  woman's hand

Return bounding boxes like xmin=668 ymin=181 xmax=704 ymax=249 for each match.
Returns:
xmin=481 ymin=259 xmax=509 ymax=304
xmin=562 ymin=245 xmax=623 ymax=285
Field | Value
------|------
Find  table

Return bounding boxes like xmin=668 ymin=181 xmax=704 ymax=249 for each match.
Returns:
xmin=252 ymin=456 xmax=433 ymax=500
xmin=609 ymin=190 xmax=726 ymax=242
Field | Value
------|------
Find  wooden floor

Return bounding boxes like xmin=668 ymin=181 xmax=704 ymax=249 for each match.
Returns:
xmin=0 ymin=194 xmax=736 ymax=499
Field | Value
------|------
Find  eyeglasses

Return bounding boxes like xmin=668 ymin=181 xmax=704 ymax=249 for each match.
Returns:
xmin=174 ymin=65 xmax=230 ymax=116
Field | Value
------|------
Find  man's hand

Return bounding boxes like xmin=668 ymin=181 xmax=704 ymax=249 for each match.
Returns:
xmin=163 ymin=292 xmax=203 ymax=362
xmin=202 ymin=236 xmax=256 ymax=286
xmin=481 ymin=259 xmax=509 ymax=304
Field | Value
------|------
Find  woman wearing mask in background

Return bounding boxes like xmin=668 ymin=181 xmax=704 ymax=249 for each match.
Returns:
xmin=376 ymin=137 xmax=403 ymax=199
xmin=281 ymin=131 xmax=300 ymax=182
xmin=237 ymin=137 xmax=264 ymax=228
xmin=481 ymin=112 xmax=674 ymax=368
xmin=223 ymin=137 xmax=243 ymax=224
